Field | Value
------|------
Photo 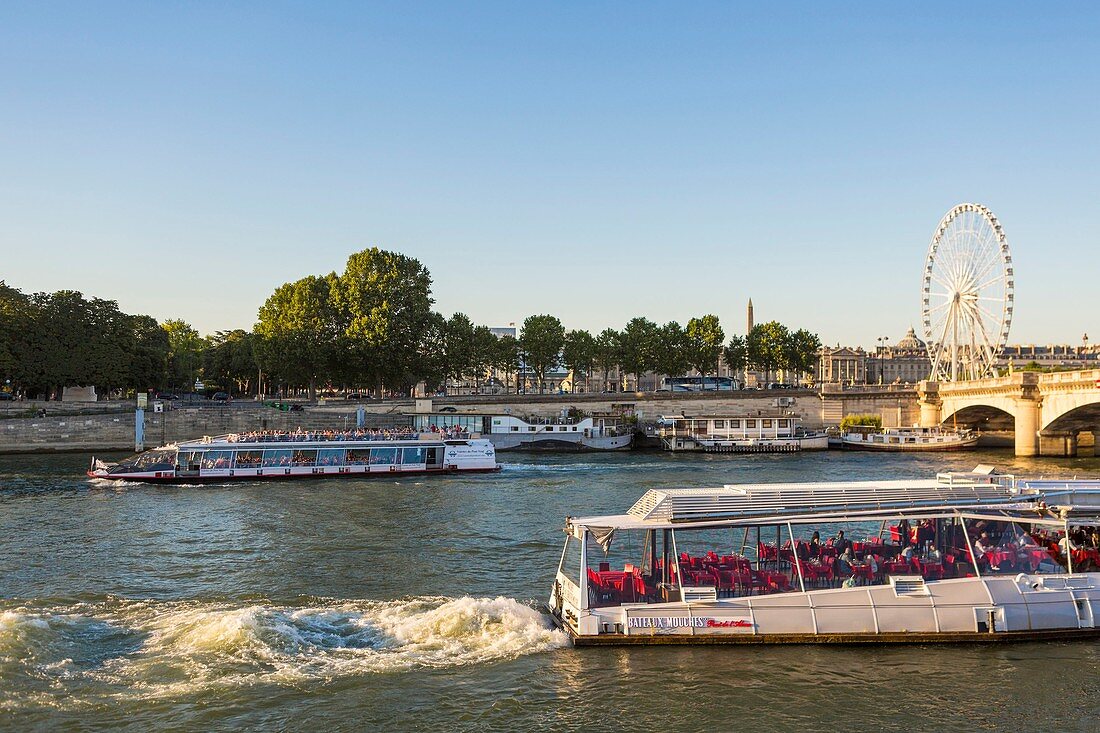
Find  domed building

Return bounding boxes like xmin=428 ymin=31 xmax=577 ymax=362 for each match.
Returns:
xmin=875 ymin=327 xmax=931 ymax=384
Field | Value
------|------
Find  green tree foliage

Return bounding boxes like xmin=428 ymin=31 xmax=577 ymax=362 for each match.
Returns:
xmin=562 ymin=329 xmax=597 ymax=393
xmin=725 ymin=334 xmax=747 ymax=383
xmin=203 ymin=329 xmax=257 ymax=394
xmin=520 ymin=314 xmax=565 ymax=393
xmin=617 ymin=317 xmax=660 ymax=391
xmin=469 ymin=325 xmax=499 ymax=391
xmin=255 ymin=275 xmax=341 ymax=399
xmin=163 ymin=319 xmax=205 ymax=391
xmin=784 ymin=328 xmax=822 ymax=383
xmin=340 ymin=248 xmax=434 ymax=391
xmin=653 ymin=321 xmax=690 ymax=384
xmin=745 ymin=321 xmax=820 ymax=384
xmin=439 ymin=312 xmax=476 ymax=388
xmin=492 ymin=334 xmax=520 ymax=393
xmin=686 ymin=314 xmax=725 ymax=380
xmin=594 ymin=328 xmax=620 ymax=392
xmin=0 ymin=282 xmax=168 ymax=398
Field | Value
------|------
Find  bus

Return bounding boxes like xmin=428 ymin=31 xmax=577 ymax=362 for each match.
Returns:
xmin=658 ymin=375 xmax=741 ymax=392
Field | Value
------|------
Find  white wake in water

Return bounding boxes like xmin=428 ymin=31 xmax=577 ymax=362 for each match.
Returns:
xmin=0 ymin=596 xmax=568 ymax=704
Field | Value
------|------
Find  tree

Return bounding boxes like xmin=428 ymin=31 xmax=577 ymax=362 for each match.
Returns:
xmin=594 ymin=328 xmax=620 ymax=392
xmin=163 ymin=319 xmax=205 ymax=392
xmin=686 ymin=314 xmax=725 ymax=384
xmin=784 ymin=328 xmax=821 ymax=385
xmin=562 ymin=329 xmax=597 ymax=393
xmin=520 ymin=314 xmax=565 ymax=393
xmin=254 ymin=275 xmax=339 ymax=400
xmin=617 ymin=317 xmax=660 ymax=392
xmin=747 ymin=321 xmax=789 ymax=384
xmin=129 ymin=315 xmax=170 ymax=393
xmin=653 ymin=321 xmax=690 ymax=387
xmin=469 ymin=325 xmax=499 ymax=392
xmin=725 ymin=334 xmax=747 ymax=384
xmin=339 ymin=248 xmax=434 ymax=393
xmin=204 ymin=329 xmax=257 ymax=394
xmin=439 ymin=312 xmax=476 ymax=391
xmin=492 ymin=334 xmax=520 ymax=393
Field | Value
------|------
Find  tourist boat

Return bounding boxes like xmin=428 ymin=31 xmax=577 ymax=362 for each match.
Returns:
xmin=87 ymin=431 xmax=501 ymax=483
xmin=547 ymin=466 xmax=1100 ymax=644
xmin=657 ymin=414 xmax=828 ymax=453
xmin=410 ymin=411 xmax=633 ymax=451
xmin=838 ymin=425 xmax=978 ymax=451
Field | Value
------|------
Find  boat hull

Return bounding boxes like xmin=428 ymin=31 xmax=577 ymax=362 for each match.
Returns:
xmin=666 ymin=435 xmax=830 ymax=453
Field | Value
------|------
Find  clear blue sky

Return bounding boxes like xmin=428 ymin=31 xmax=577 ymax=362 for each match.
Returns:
xmin=2 ymin=1 xmax=1097 ymax=348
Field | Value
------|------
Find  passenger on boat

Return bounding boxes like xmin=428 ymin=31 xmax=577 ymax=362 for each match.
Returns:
xmin=809 ymin=531 xmax=822 ymax=557
xmin=897 ymin=518 xmax=911 ymax=548
xmin=833 ymin=530 xmax=851 ymax=556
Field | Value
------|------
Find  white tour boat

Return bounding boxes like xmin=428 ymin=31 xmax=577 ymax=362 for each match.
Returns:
xmin=838 ymin=425 xmax=979 ymax=451
xmin=88 ymin=430 xmax=501 ymax=483
xmin=548 ymin=467 xmax=1100 ymax=644
xmin=411 ymin=411 xmax=633 ymax=451
xmin=657 ymin=414 xmax=828 ymax=453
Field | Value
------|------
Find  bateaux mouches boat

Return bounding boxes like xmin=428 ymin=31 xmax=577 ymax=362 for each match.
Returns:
xmin=548 ymin=466 xmax=1100 ymax=645
xmin=88 ymin=430 xmax=501 ymax=483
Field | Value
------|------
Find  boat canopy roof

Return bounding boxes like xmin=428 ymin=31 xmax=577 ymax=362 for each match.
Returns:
xmin=568 ymin=468 xmax=1100 ymax=532
xmin=172 ymin=434 xmax=455 ymax=449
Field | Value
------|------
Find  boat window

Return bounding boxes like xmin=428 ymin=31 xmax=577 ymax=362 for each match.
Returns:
xmin=401 ymin=446 xmax=426 ymax=464
xmin=370 ymin=447 xmax=399 ymax=465
xmin=714 ymin=420 xmax=725 ymax=429
xmin=762 ymin=419 xmax=773 ymax=428
xmin=585 ymin=529 xmax=653 ymax=608
xmin=745 ymin=419 xmax=757 ymax=428
xmin=964 ymin=519 xmax=1067 ymax=576
xmin=346 ymin=448 xmax=370 ymax=465
xmin=201 ymin=451 xmax=233 ymax=470
xmin=317 ymin=448 xmax=345 ymax=466
xmin=110 ymin=449 xmax=176 ymax=473
xmin=235 ymin=450 xmax=263 ymax=468
xmin=510 ymin=426 xmax=519 ymax=432
xmin=546 ymin=426 xmax=554 ymax=431
xmin=292 ymin=449 xmax=317 ymax=466
xmin=262 ymin=449 xmax=293 ymax=467
xmin=560 ymin=534 xmax=583 ymax=589
xmin=778 ymin=419 xmax=789 ymax=428
xmin=674 ymin=524 xmax=801 ymax=598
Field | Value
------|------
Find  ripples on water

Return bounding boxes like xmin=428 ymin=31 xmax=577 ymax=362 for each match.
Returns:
xmin=2 ymin=449 xmax=1100 ymax=730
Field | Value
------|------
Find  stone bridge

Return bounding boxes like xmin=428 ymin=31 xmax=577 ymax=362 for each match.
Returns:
xmin=918 ymin=370 xmax=1100 ymax=456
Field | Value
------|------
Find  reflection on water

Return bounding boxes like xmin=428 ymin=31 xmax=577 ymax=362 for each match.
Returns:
xmin=1 ymin=448 xmax=1099 ymax=730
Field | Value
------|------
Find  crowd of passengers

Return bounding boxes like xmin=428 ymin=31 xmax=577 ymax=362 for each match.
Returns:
xmin=226 ymin=425 xmax=469 ymax=443
xmin=588 ymin=521 xmax=1100 ymax=606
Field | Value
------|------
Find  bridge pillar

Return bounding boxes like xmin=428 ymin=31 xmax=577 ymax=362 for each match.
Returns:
xmin=917 ymin=381 xmax=940 ymax=428
xmin=1039 ymin=432 xmax=1078 ymax=457
xmin=1013 ymin=399 xmax=1040 ymax=456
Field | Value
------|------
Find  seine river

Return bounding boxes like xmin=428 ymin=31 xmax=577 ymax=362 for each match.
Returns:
xmin=3 ymin=449 xmax=1100 ymax=732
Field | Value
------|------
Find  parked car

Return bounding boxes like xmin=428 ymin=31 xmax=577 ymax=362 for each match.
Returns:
xmin=211 ymin=392 xmax=231 ymax=402
xmin=0 ymin=392 xmax=14 ymax=401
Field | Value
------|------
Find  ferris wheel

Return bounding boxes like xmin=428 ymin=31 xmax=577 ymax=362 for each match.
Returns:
xmin=921 ymin=203 xmax=1014 ymax=382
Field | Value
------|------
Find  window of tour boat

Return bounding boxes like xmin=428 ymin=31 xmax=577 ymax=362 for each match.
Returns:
xmin=110 ymin=449 xmax=176 ymax=473
xmin=559 ymin=534 xmax=583 ymax=591
xmin=234 ymin=450 xmax=263 ymax=467
xmin=200 ymin=451 xmax=233 ymax=470
xmin=316 ymin=448 xmax=345 ymax=466
xmin=262 ymin=449 xmax=293 ymax=467
xmin=291 ymin=449 xmax=317 ymax=466
xmin=369 ymin=447 xmax=398 ymax=465
xmin=401 ymin=446 xmax=426 ymax=464
xmin=346 ymin=448 xmax=370 ymax=465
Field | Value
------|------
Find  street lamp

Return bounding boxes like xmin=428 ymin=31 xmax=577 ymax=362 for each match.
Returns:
xmin=876 ymin=336 xmax=889 ymax=385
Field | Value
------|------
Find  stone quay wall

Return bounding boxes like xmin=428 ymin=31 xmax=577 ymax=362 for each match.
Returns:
xmin=0 ymin=389 xmax=921 ymax=453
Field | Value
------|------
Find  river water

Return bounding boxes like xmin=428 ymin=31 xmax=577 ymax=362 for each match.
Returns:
xmin=2 ymin=449 xmax=1100 ymax=731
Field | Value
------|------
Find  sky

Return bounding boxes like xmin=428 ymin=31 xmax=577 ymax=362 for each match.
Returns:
xmin=1 ymin=1 xmax=1098 ymax=348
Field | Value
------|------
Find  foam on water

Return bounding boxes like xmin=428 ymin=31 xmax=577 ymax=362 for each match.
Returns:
xmin=0 ymin=596 xmax=568 ymax=705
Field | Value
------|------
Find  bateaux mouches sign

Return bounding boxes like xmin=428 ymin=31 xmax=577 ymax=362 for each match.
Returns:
xmin=626 ymin=615 xmax=754 ymax=633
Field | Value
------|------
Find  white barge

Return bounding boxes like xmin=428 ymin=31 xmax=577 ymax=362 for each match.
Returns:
xmin=657 ymin=415 xmax=828 ymax=453
xmin=88 ymin=431 xmax=500 ymax=483
xmin=837 ymin=425 xmax=978 ymax=451
xmin=548 ymin=467 xmax=1100 ymax=644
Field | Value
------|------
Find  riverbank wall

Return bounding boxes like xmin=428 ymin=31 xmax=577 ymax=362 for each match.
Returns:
xmin=0 ymin=387 xmax=919 ymax=453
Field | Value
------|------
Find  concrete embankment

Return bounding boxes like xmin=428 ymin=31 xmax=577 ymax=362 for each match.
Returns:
xmin=0 ymin=387 xmax=920 ymax=454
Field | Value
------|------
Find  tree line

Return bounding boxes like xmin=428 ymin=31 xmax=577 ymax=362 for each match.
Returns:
xmin=0 ymin=248 xmax=821 ymax=399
